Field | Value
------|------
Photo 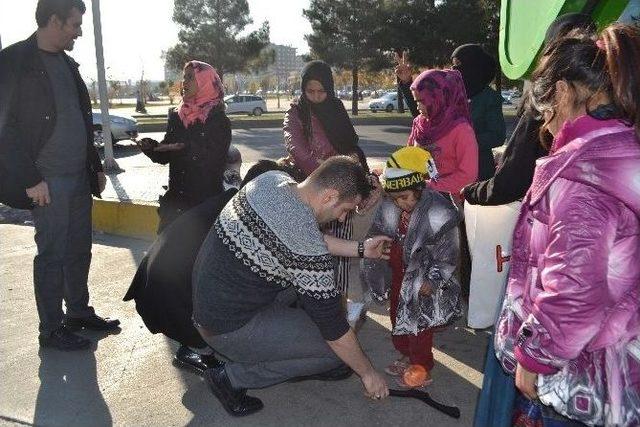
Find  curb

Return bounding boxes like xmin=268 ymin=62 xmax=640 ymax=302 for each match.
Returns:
xmin=92 ymin=198 xmax=158 ymax=241
xmin=90 ymin=158 xmax=389 ymax=241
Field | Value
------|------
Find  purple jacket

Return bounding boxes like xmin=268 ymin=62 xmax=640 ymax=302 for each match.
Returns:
xmin=494 ymin=115 xmax=640 ymax=426
xmin=283 ymin=104 xmax=338 ymax=177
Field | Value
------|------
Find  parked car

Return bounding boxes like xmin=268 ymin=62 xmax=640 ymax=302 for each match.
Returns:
xmin=368 ymin=92 xmax=399 ymax=112
xmin=224 ymin=94 xmax=268 ymax=116
xmin=92 ymin=111 xmax=138 ymax=148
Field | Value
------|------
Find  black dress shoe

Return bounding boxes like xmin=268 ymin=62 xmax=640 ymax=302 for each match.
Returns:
xmin=64 ymin=314 xmax=120 ymax=331
xmin=288 ymin=363 xmax=354 ymax=382
xmin=173 ymin=345 xmax=222 ymax=375
xmin=204 ymin=364 xmax=263 ymax=417
xmin=39 ymin=326 xmax=91 ymax=351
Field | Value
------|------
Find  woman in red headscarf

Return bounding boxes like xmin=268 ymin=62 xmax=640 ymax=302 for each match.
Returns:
xmin=138 ymin=61 xmax=231 ymax=232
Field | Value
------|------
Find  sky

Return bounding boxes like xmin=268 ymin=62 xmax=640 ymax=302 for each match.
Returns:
xmin=0 ymin=0 xmax=312 ymax=81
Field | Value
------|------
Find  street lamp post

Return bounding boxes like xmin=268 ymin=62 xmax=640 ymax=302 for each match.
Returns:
xmin=92 ymin=0 xmax=122 ymax=173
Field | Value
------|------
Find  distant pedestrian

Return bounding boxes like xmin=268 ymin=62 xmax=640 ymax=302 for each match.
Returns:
xmin=135 ymin=90 xmax=146 ymax=113
xmin=137 ymin=60 xmax=231 ymax=233
xmin=0 ymin=0 xmax=119 ymax=351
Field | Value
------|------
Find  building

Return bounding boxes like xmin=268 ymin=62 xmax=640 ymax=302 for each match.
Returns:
xmin=267 ymin=44 xmax=304 ymax=79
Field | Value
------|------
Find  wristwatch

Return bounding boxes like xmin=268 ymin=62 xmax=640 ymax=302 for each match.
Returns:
xmin=357 ymin=241 xmax=365 ymax=258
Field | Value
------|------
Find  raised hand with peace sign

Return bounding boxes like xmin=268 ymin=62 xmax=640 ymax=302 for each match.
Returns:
xmin=394 ymin=51 xmax=413 ymax=84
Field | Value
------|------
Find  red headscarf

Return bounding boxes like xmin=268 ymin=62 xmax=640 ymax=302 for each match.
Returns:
xmin=178 ymin=60 xmax=224 ymax=127
xmin=408 ymin=69 xmax=471 ymax=147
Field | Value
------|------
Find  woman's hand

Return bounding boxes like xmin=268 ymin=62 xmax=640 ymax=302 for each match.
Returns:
xmin=515 ymin=363 xmax=538 ymax=401
xmin=363 ymin=236 xmax=392 ymax=260
xmin=357 ymin=174 xmax=383 ymax=214
xmin=136 ymin=137 xmax=157 ymax=151
xmin=394 ymin=51 xmax=412 ymax=84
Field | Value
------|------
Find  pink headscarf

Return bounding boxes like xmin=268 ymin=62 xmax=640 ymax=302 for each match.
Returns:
xmin=178 ymin=60 xmax=224 ymax=127
xmin=408 ymin=69 xmax=471 ymax=147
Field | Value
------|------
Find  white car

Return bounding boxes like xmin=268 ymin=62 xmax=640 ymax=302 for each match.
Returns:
xmin=92 ymin=111 xmax=138 ymax=148
xmin=368 ymin=92 xmax=398 ymax=112
xmin=224 ymin=94 xmax=268 ymax=116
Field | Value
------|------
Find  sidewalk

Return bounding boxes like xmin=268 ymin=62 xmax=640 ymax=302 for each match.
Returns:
xmin=0 ymin=223 xmax=487 ymax=427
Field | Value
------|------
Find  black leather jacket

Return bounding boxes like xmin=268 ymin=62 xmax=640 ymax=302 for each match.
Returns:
xmin=0 ymin=33 xmax=103 ymax=209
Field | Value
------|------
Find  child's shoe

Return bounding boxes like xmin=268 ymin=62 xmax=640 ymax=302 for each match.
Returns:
xmin=384 ymin=358 xmax=409 ymax=376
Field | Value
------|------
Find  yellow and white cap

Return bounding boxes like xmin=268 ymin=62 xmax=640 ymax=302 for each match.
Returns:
xmin=382 ymin=146 xmax=438 ymax=192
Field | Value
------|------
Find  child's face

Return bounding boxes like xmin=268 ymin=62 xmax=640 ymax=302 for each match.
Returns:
xmin=390 ymin=189 xmax=420 ymax=213
xmin=411 ymin=89 xmax=428 ymax=118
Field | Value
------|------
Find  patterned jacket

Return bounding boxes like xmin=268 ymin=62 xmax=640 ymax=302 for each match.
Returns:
xmin=362 ymin=190 xmax=462 ymax=334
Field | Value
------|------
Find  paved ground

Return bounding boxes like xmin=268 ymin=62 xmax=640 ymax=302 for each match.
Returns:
xmin=0 ymin=223 xmax=489 ymax=427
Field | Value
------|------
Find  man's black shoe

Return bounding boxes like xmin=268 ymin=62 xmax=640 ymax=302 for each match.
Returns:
xmin=288 ymin=363 xmax=353 ymax=382
xmin=39 ymin=326 xmax=91 ymax=351
xmin=173 ymin=345 xmax=223 ymax=375
xmin=64 ymin=314 xmax=120 ymax=331
xmin=204 ymin=365 xmax=263 ymax=417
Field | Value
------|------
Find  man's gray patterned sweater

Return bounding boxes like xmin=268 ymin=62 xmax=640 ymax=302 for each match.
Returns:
xmin=192 ymin=171 xmax=349 ymax=340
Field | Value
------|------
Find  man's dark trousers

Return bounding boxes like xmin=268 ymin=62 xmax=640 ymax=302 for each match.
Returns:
xmin=32 ymin=172 xmax=94 ymax=335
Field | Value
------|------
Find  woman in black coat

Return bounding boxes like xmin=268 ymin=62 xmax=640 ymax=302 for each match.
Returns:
xmin=462 ymin=13 xmax=595 ymax=206
xmin=138 ymin=60 xmax=231 ymax=232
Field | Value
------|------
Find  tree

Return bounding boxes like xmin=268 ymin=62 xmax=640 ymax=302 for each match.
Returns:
xmin=383 ymin=0 xmax=487 ymax=69
xmin=108 ymin=80 xmax=122 ymax=105
xmin=165 ymin=0 xmax=273 ymax=81
xmin=304 ymin=0 xmax=388 ymax=115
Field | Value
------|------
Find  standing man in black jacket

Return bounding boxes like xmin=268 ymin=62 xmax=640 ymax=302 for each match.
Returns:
xmin=0 ymin=0 xmax=119 ymax=351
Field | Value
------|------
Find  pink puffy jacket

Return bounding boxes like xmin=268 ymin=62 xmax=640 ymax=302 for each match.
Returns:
xmin=494 ymin=115 xmax=640 ymax=426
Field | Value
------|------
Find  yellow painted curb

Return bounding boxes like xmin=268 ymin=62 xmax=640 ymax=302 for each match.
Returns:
xmin=92 ymin=198 xmax=158 ymax=241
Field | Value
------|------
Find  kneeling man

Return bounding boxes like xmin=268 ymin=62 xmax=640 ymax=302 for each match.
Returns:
xmin=193 ymin=156 xmax=389 ymax=416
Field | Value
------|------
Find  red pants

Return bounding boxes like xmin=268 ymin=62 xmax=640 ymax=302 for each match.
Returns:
xmin=389 ymin=222 xmax=435 ymax=371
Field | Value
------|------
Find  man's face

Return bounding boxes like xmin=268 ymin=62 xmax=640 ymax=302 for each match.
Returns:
xmin=316 ymin=192 xmax=361 ymax=225
xmin=50 ymin=7 xmax=83 ymax=51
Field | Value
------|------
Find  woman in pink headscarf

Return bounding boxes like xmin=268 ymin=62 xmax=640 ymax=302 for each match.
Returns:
xmin=407 ymin=69 xmax=478 ymax=202
xmin=138 ymin=61 xmax=231 ymax=232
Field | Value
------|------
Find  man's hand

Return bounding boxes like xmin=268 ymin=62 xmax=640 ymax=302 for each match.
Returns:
xmin=361 ymin=369 xmax=389 ymax=400
xmin=154 ymin=142 xmax=185 ymax=152
xmin=364 ymin=236 xmax=392 ymax=260
xmin=26 ymin=181 xmax=50 ymax=207
xmin=419 ymin=282 xmax=433 ymax=296
xmin=97 ymin=172 xmax=107 ymax=194
xmin=394 ymin=51 xmax=412 ymax=84
xmin=515 ymin=363 xmax=538 ymax=401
